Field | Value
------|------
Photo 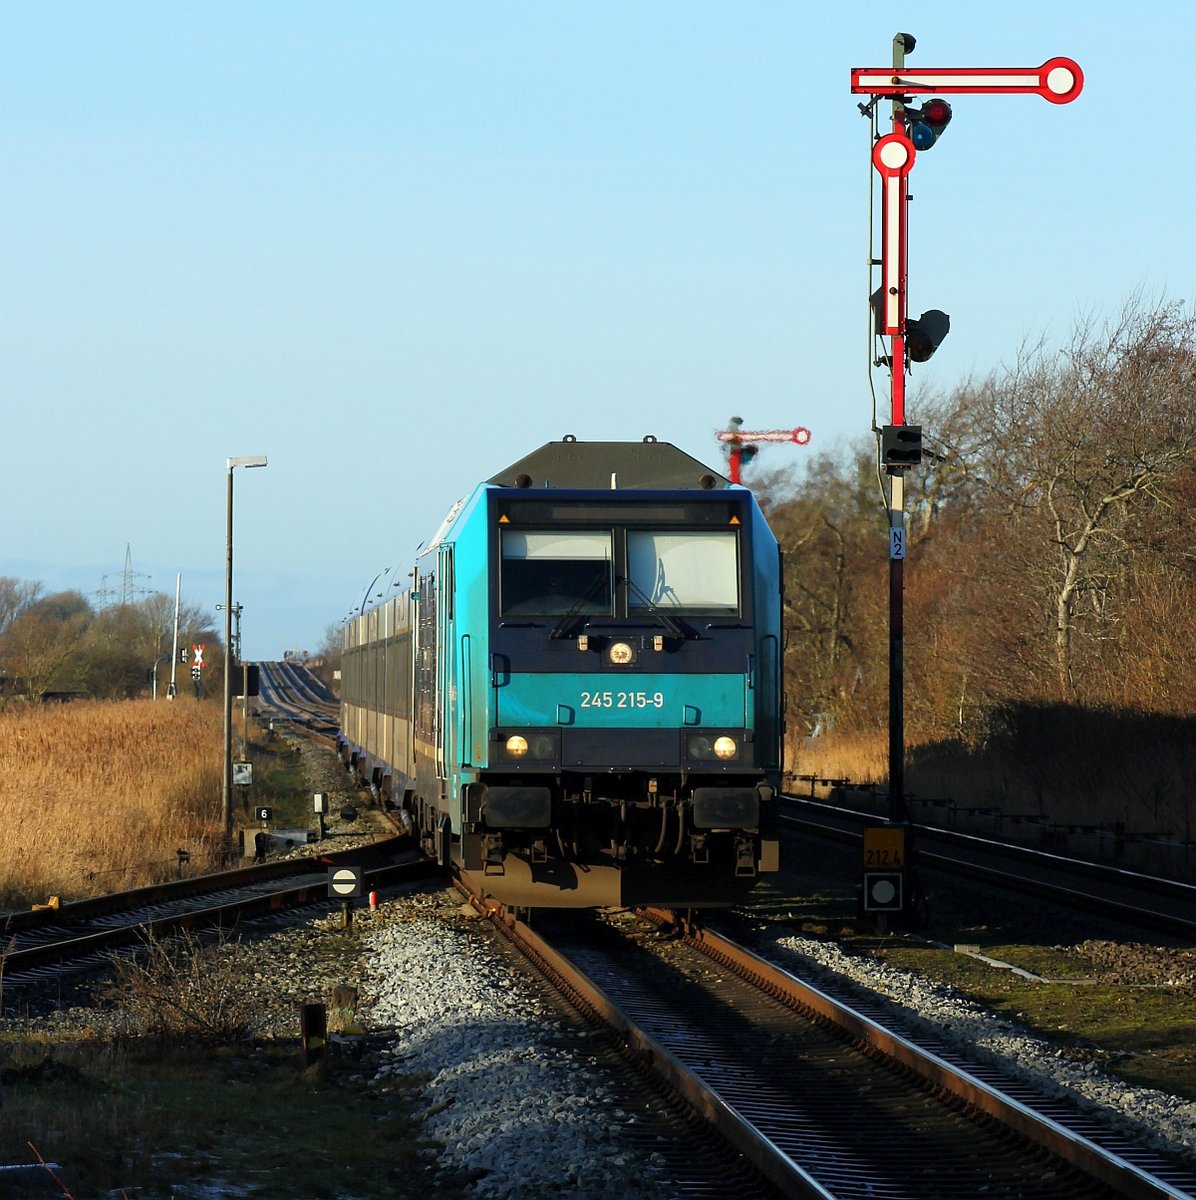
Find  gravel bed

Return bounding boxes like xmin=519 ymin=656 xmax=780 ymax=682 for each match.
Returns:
xmin=739 ymin=922 xmax=1196 ymax=1164
xmin=356 ymin=891 xmax=675 ymax=1197
xmin=276 ymin=740 xmax=681 ymax=1193
xmin=296 ymin=888 xmax=1196 ymax=1188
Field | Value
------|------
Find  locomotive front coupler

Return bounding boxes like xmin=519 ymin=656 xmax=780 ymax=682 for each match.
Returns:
xmin=482 ymin=833 xmax=504 ymax=874
xmin=734 ymin=835 xmax=757 ymax=877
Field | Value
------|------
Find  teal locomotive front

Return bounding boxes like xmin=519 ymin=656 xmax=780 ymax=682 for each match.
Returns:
xmin=340 ymin=439 xmax=783 ymax=909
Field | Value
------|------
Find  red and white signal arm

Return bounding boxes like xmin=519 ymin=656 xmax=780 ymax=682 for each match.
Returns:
xmin=715 ymin=427 xmax=812 ymax=446
xmin=192 ymin=644 xmax=205 ymax=670
xmin=851 ymin=58 xmax=1083 ymax=104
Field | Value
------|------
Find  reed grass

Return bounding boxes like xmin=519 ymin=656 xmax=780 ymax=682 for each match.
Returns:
xmin=787 ymin=731 xmax=889 ymax=784
xmin=0 ymin=700 xmax=223 ymax=908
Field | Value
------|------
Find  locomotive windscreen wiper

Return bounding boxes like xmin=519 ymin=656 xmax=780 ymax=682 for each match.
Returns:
xmin=549 ymin=572 xmax=614 ymax=639
xmin=617 ymin=575 xmax=693 ymax=640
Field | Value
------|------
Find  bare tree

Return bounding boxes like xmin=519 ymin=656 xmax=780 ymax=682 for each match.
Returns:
xmin=2 ymin=610 xmax=87 ymax=698
xmin=1023 ymin=304 xmax=1195 ymax=698
xmin=0 ymin=578 xmax=43 ymax=637
xmin=761 ymin=449 xmax=889 ymax=736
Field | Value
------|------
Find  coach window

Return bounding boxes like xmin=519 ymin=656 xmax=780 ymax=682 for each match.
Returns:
xmin=627 ymin=530 xmax=739 ymax=614
xmin=501 ymin=531 xmax=613 ymax=616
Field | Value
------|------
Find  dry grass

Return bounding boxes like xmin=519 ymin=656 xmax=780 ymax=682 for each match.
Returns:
xmin=0 ymin=700 xmax=223 ymax=907
xmin=786 ymin=731 xmax=888 ymax=784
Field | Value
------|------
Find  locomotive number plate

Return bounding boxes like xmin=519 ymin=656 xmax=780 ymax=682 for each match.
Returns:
xmin=579 ymin=690 xmax=666 ymax=710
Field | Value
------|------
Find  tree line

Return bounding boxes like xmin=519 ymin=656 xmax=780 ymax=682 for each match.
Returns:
xmin=9 ymin=297 xmax=1193 ymax=765
xmin=0 ymin=578 xmax=218 ymax=701
xmin=758 ymin=298 xmax=1196 ymax=756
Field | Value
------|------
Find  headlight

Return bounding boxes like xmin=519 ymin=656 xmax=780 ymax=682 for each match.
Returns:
xmin=528 ymin=734 xmax=556 ymax=759
xmin=713 ymin=736 xmax=738 ymax=760
xmin=686 ymin=735 xmax=712 ymax=762
xmin=499 ymin=732 xmax=558 ymax=763
xmin=607 ymin=640 xmax=635 ymax=665
xmin=686 ymin=732 xmax=741 ymax=763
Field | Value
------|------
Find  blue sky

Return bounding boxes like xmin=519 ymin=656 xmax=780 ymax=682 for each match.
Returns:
xmin=1 ymin=3 xmax=1188 ymax=659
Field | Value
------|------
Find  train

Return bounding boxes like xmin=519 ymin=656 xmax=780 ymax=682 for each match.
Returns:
xmin=337 ymin=436 xmax=783 ymax=908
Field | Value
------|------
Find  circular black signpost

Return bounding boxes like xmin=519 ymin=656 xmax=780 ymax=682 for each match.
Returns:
xmin=327 ymin=865 xmax=364 ymax=931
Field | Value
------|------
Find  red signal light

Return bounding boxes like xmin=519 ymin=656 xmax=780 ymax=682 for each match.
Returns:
xmin=922 ymin=98 xmax=952 ymax=130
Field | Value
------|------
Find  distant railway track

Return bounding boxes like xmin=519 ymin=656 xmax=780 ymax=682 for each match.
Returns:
xmin=0 ymin=840 xmax=433 ymax=992
xmin=255 ymin=659 xmax=340 ymax=743
xmin=465 ymin=888 xmax=1196 ymax=1200
xmin=781 ymin=793 xmax=1196 ymax=942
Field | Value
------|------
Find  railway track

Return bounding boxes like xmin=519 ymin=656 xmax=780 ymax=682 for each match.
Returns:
xmin=0 ymin=839 xmax=434 ymax=994
xmin=464 ymin=887 xmax=1196 ymax=1200
xmin=782 ymin=793 xmax=1196 ymax=941
xmin=255 ymin=659 xmax=340 ymax=741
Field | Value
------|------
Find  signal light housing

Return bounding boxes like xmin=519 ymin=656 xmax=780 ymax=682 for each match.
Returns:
xmin=881 ymin=425 xmax=923 ymax=469
xmin=905 ymin=309 xmax=950 ymax=362
xmin=906 ymin=97 xmax=952 ymax=150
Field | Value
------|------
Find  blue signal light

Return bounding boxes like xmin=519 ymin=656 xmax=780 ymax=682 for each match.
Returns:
xmin=910 ymin=122 xmax=937 ymax=150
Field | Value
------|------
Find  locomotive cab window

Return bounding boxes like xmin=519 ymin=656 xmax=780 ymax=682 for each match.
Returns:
xmin=627 ymin=530 xmax=739 ymax=614
xmin=501 ymin=530 xmax=613 ymax=616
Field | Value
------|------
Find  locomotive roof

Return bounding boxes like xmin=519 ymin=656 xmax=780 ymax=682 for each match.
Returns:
xmin=490 ymin=438 xmax=730 ymax=490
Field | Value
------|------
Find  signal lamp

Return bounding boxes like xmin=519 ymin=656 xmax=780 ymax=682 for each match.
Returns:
xmin=907 ymin=97 xmax=952 ymax=150
xmin=881 ymin=425 xmax=923 ymax=469
xmin=906 ymin=309 xmax=950 ymax=362
xmin=686 ymin=735 xmax=713 ymax=761
xmin=909 ymin=122 xmax=936 ymax=150
xmin=686 ymin=733 xmax=741 ymax=762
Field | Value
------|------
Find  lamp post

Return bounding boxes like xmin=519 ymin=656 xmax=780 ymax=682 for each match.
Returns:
xmin=223 ymin=454 xmax=267 ymax=854
xmin=359 ymin=567 xmax=392 ymax=617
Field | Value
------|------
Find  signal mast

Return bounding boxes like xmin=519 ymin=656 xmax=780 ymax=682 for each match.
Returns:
xmin=852 ymin=33 xmax=1082 ymax=922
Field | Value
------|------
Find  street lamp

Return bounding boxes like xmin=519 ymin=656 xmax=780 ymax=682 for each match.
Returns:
xmin=223 ymin=454 xmax=267 ymax=853
xmin=359 ymin=567 xmax=392 ymax=616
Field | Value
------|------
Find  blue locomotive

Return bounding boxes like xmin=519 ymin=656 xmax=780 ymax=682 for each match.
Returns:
xmin=338 ymin=437 xmax=782 ymax=908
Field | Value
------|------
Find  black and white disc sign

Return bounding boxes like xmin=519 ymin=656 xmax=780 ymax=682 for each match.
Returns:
xmin=327 ymin=865 xmax=364 ymax=898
